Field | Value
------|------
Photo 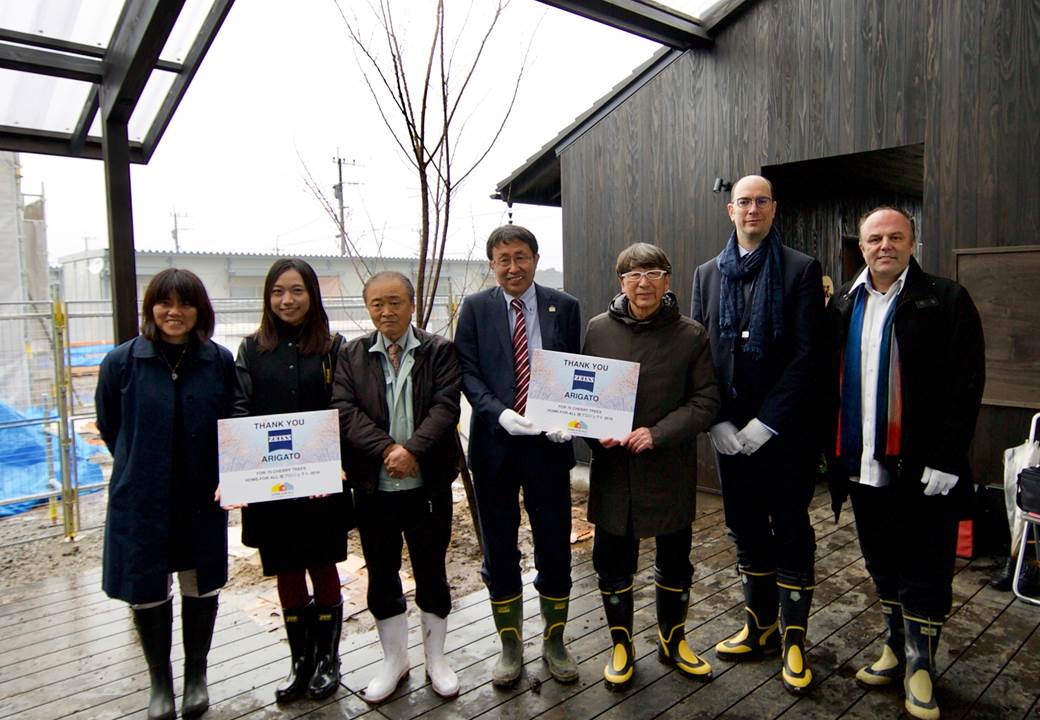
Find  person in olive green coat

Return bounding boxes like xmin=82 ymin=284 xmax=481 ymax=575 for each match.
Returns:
xmin=581 ymin=242 xmax=720 ymax=691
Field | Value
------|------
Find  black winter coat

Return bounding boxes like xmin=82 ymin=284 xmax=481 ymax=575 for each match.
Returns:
xmin=691 ymin=245 xmax=825 ymax=452
xmin=332 ymin=328 xmax=462 ymax=496
xmin=825 ymin=257 xmax=986 ymax=513
xmin=233 ymin=333 xmax=353 ymax=575
xmin=96 ymin=336 xmax=235 ymax=604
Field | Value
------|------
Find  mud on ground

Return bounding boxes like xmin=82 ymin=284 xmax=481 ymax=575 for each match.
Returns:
xmin=0 ymin=480 xmax=594 ymax=637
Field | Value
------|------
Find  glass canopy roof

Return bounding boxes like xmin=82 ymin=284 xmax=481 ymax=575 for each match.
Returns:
xmin=649 ymin=1 xmax=720 ymax=21
xmin=643 ymin=0 xmax=745 ymax=27
xmin=0 ymin=0 xmax=231 ymax=161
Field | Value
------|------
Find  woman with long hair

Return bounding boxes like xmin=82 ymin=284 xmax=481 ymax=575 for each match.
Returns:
xmin=231 ymin=258 xmax=354 ymax=702
xmin=96 ymin=268 xmax=235 ymax=720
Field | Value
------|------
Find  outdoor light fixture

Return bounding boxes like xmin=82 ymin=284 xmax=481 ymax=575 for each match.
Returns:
xmin=712 ymin=177 xmax=732 ymax=193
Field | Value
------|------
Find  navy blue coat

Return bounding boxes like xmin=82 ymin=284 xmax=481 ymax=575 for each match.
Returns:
xmin=96 ymin=336 xmax=235 ymax=604
xmin=454 ymin=284 xmax=581 ymax=480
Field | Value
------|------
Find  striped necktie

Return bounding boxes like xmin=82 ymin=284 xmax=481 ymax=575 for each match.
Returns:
xmin=511 ymin=298 xmax=529 ymax=415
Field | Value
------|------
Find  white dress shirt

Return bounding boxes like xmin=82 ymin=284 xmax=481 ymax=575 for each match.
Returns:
xmin=849 ymin=265 xmax=910 ymax=487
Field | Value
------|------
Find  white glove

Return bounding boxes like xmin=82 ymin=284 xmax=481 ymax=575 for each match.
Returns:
xmin=498 ymin=408 xmax=540 ymax=436
xmin=737 ymin=418 xmax=774 ymax=455
xmin=545 ymin=429 xmax=573 ymax=443
xmin=921 ymin=466 xmax=958 ymax=496
xmin=708 ymin=422 xmax=743 ymax=455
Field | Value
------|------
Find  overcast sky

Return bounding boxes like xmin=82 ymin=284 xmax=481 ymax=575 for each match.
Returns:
xmin=17 ymin=1 xmax=659 ymax=271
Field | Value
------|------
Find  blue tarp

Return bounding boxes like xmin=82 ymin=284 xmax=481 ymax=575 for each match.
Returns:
xmin=0 ymin=401 xmax=106 ymax=517
xmin=69 ymin=343 xmax=113 ymax=368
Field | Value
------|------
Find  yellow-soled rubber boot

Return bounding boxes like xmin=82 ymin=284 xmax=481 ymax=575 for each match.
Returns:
xmin=855 ymin=599 xmax=905 ymax=688
xmin=655 ymin=582 xmax=712 ymax=681
xmin=903 ymin=613 xmax=943 ymax=720
xmin=715 ymin=568 xmax=780 ymax=662
xmin=778 ymin=583 xmax=814 ymax=695
xmin=600 ymin=584 xmax=635 ymax=691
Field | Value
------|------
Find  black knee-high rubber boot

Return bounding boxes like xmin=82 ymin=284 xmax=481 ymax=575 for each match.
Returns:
xmin=132 ymin=599 xmax=176 ymax=720
xmin=308 ymin=602 xmax=343 ymax=699
xmin=715 ymin=568 xmax=780 ymax=661
xmin=855 ymin=599 xmax=905 ymax=688
xmin=778 ymin=584 xmax=814 ymax=695
xmin=655 ymin=581 xmax=712 ymax=681
xmin=275 ymin=602 xmax=315 ymax=703
xmin=600 ymin=582 xmax=635 ymax=691
xmin=903 ymin=613 xmax=943 ymax=720
xmin=181 ymin=595 xmax=219 ymax=719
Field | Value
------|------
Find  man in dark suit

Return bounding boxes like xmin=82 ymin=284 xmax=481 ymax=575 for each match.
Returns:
xmin=454 ymin=224 xmax=581 ymax=688
xmin=827 ymin=207 xmax=984 ymax=720
xmin=690 ymin=175 xmax=824 ymax=696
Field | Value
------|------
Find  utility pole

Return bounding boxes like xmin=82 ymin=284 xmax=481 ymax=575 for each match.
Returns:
xmin=170 ymin=209 xmax=188 ymax=253
xmin=332 ymin=153 xmax=360 ymax=255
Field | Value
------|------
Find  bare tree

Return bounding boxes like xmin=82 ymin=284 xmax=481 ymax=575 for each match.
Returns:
xmin=335 ymin=0 xmax=526 ymax=328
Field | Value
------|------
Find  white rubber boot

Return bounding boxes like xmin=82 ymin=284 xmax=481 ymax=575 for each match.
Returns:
xmin=421 ymin=611 xmax=459 ymax=698
xmin=362 ymin=613 xmax=410 ymax=704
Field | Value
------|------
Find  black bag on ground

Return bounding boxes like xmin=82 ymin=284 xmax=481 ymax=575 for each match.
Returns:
xmin=1018 ymin=466 xmax=1040 ymax=515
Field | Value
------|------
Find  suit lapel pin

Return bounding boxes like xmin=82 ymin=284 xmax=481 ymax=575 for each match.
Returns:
xmin=549 ymin=305 xmax=556 ymax=313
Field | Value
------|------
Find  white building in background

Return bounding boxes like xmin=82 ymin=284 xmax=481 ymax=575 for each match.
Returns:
xmin=0 ymin=152 xmax=50 ymax=411
xmin=57 ymin=248 xmax=496 ymax=305
xmin=56 ymin=248 xmax=564 ymax=349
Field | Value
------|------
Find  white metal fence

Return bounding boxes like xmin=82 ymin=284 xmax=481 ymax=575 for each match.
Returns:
xmin=0 ymin=296 xmax=458 ymax=537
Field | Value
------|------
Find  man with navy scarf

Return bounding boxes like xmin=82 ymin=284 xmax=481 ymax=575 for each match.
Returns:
xmin=691 ymin=174 xmax=824 ymax=696
xmin=827 ymin=207 xmax=984 ymax=720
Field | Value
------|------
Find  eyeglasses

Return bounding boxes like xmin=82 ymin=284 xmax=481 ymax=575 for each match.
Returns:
xmin=619 ymin=269 xmax=669 ymax=283
xmin=492 ymin=254 xmax=534 ymax=268
xmin=732 ymin=196 xmax=774 ymax=210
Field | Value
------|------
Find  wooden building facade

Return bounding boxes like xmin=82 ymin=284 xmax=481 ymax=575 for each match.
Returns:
xmin=499 ymin=0 xmax=1040 ymax=495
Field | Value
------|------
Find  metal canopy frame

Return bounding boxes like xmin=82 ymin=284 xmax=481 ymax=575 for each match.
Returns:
xmin=535 ymin=0 xmax=712 ymax=49
xmin=0 ymin=0 xmax=234 ymax=342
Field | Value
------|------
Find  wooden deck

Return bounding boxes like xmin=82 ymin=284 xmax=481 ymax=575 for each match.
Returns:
xmin=2 ymin=487 xmax=1038 ymax=720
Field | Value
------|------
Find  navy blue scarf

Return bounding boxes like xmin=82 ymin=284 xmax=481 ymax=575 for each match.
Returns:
xmin=837 ymin=284 xmax=903 ymax=474
xmin=716 ymin=226 xmax=784 ymax=359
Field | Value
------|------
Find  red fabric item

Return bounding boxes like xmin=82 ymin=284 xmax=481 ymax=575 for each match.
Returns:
xmin=511 ymin=298 xmax=529 ymax=415
xmin=276 ymin=564 xmax=343 ymax=608
xmin=276 ymin=571 xmax=309 ymax=608
xmin=956 ymin=519 xmax=973 ymax=559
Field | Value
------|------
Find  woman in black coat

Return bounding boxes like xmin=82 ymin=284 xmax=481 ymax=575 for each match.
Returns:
xmin=96 ymin=269 xmax=235 ymax=720
xmin=230 ymin=258 xmax=353 ymax=702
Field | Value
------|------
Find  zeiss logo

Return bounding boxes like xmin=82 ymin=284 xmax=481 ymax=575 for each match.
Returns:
xmin=268 ymin=429 xmax=293 ymax=452
xmin=572 ymin=370 xmax=596 ymax=393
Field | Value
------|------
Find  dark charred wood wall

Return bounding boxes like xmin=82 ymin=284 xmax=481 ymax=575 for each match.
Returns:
xmin=560 ymin=0 xmax=1040 ymax=492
